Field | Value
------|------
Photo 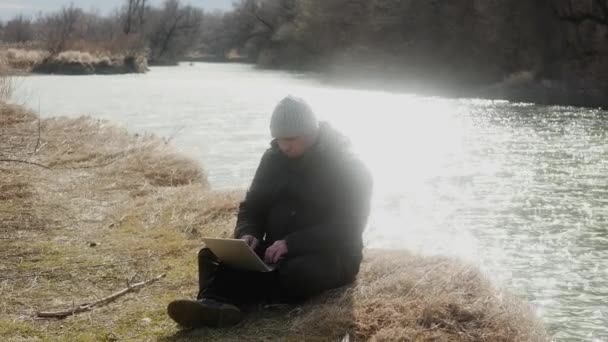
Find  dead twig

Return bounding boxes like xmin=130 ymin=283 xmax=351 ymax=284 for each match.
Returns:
xmin=35 ymin=273 xmax=166 ymax=319
xmin=31 ymin=100 xmax=42 ymax=154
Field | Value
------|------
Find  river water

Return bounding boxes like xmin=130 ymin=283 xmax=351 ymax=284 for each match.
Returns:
xmin=14 ymin=63 xmax=608 ymax=341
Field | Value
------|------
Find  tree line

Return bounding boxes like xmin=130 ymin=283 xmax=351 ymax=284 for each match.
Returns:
xmin=0 ymin=0 xmax=205 ymax=65
xmin=218 ymin=0 xmax=608 ymax=88
xmin=2 ymin=0 xmax=606 ymax=87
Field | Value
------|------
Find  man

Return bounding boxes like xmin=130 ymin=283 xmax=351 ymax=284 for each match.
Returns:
xmin=167 ymin=95 xmax=373 ymax=328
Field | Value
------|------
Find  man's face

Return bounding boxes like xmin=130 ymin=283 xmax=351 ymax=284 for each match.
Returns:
xmin=277 ymin=135 xmax=316 ymax=159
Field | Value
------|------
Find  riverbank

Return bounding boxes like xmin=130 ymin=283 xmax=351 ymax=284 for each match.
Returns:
xmin=187 ymin=54 xmax=607 ymax=109
xmin=0 ymin=48 xmax=148 ymax=75
xmin=259 ymin=56 xmax=608 ymax=109
xmin=327 ymin=70 xmax=608 ymax=109
xmin=0 ymin=102 xmax=548 ymax=341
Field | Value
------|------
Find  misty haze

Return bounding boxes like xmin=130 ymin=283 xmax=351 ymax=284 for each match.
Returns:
xmin=1 ymin=1 xmax=607 ymax=341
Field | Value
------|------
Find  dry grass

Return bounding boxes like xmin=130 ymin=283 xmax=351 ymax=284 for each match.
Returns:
xmin=50 ymin=51 xmax=129 ymax=67
xmin=0 ymin=67 xmax=14 ymax=101
xmin=32 ymin=51 xmax=148 ymax=74
xmin=0 ymin=48 xmax=147 ymax=74
xmin=0 ymin=103 xmax=548 ymax=341
xmin=0 ymin=76 xmax=12 ymax=101
xmin=68 ymin=35 xmax=146 ymax=57
xmin=0 ymin=49 xmax=48 ymax=72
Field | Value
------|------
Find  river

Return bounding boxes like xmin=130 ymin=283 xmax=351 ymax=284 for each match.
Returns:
xmin=14 ymin=62 xmax=608 ymax=341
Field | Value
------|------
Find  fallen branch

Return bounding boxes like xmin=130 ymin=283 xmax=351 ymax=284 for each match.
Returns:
xmin=35 ymin=273 xmax=166 ymax=319
xmin=0 ymin=159 xmax=50 ymax=169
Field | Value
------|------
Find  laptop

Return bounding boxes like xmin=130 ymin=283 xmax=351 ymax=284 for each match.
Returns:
xmin=201 ymin=237 xmax=276 ymax=272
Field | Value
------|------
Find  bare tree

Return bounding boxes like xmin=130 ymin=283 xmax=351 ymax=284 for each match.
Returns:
xmin=37 ymin=5 xmax=84 ymax=55
xmin=243 ymin=0 xmax=276 ymax=33
xmin=123 ymin=0 xmax=147 ymax=34
xmin=79 ymin=12 xmax=119 ymax=44
xmin=3 ymin=15 xmax=34 ymax=43
xmin=146 ymin=0 xmax=203 ymax=64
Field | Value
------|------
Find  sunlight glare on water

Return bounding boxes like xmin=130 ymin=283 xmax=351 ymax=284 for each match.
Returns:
xmin=14 ymin=63 xmax=608 ymax=341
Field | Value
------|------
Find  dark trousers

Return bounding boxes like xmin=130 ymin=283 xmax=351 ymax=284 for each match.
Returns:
xmin=197 ymin=247 xmax=356 ymax=306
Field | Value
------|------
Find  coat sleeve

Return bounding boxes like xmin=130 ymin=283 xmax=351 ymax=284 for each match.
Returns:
xmin=285 ymin=157 xmax=373 ymax=256
xmin=233 ymin=150 xmax=276 ymax=240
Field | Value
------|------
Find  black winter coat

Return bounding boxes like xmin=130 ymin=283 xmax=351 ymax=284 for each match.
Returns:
xmin=234 ymin=122 xmax=373 ymax=270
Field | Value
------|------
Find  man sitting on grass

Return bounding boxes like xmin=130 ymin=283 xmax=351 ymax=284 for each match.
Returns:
xmin=167 ymin=95 xmax=373 ymax=328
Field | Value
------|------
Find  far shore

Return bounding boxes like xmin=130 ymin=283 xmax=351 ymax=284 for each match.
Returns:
xmin=4 ymin=46 xmax=605 ymax=108
xmin=182 ymin=58 xmax=608 ymax=109
xmin=0 ymin=47 xmax=148 ymax=76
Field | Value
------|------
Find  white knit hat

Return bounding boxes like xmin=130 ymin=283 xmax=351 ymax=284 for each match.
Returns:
xmin=270 ymin=96 xmax=319 ymax=138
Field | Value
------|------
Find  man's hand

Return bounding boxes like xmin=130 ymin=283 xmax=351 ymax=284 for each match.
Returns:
xmin=265 ymin=240 xmax=288 ymax=264
xmin=241 ymin=235 xmax=259 ymax=251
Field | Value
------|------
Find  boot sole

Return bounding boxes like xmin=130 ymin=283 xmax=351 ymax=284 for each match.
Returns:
xmin=167 ymin=300 xmax=243 ymax=328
